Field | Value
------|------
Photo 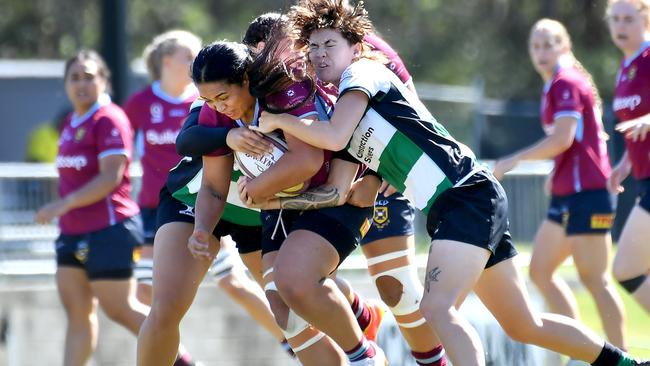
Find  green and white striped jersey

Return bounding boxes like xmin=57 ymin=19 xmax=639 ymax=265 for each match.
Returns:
xmin=167 ymin=156 xmax=261 ymax=226
xmin=339 ymin=58 xmax=482 ymax=215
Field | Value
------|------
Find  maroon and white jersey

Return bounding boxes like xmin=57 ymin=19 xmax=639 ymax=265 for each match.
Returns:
xmin=123 ymin=81 xmax=197 ymax=207
xmin=613 ymin=42 xmax=650 ymax=180
xmin=56 ymin=95 xmax=139 ymax=235
xmin=199 ymin=80 xmax=330 ymax=188
xmin=364 ymin=33 xmax=412 ymax=86
xmin=541 ymin=65 xmax=611 ymax=195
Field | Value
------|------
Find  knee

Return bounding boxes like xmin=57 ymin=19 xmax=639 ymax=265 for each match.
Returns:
xmin=577 ymin=271 xmax=609 ymax=293
xmin=616 ymin=274 xmax=648 ymax=294
xmin=528 ymin=264 xmax=552 ymax=288
xmin=136 ymin=285 xmax=152 ymax=306
xmin=147 ymin=296 xmax=189 ymax=326
xmin=375 ymin=276 xmax=405 ymax=307
xmin=418 ymin=296 xmax=454 ymax=324
xmin=101 ymin=302 xmax=133 ymax=324
xmin=612 ymin=258 xmax=634 ymax=282
xmin=275 ymin=272 xmax=314 ymax=309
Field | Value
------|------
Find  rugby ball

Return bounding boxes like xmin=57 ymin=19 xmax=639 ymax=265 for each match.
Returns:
xmin=234 ymin=131 xmax=309 ymax=197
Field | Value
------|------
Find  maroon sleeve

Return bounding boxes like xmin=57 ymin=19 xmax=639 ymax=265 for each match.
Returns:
xmin=198 ymin=103 xmax=234 ymax=157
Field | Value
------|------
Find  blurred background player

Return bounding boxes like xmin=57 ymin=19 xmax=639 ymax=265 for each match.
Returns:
xmin=123 ymin=29 xmax=202 ymax=305
xmin=34 ymin=49 xmax=148 ymax=366
xmin=493 ymin=18 xmax=627 ymax=350
xmin=606 ymin=0 xmax=650 ymax=315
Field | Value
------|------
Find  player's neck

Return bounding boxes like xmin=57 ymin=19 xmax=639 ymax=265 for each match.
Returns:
xmin=240 ymin=108 xmax=255 ymax=124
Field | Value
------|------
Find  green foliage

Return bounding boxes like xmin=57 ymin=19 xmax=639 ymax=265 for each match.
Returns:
xmin=0 ymin=0 xmax=625 ymax=98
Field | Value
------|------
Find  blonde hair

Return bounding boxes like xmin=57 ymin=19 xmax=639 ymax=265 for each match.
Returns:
xmin=607 ymin=0 xmax=650 ymax=28
xmin=530 ymin=19 xmax=603 ymax=114
xmin=143 ymin=30 xmax=202 ymax=81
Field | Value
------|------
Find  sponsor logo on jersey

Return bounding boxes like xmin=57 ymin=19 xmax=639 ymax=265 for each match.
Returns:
xmin=562 ymin=90 xmax=570 ymax=100
xmin=150 ymin=103 xmax=164 ymax=123
xmin=356 ymin=126 xmax=375 ymax=164
xmin=145 ymin=129 xmax=180 ymax=145
xmin=613 ymin=95 xmax=642 ymax=112
xmin=169 ymin=108 xmax=187 ymax=118
xmin=628 ymin=65 xmax=637 ymax=81
xmin=591 ymin=214 xmax=614 ymax=229
xmin=179 ymin=204 xmax=195 ymax=217
xmin=56 ymin=155 xmax=88 ymax=170
xmin=75 ymin=128 xmax=86 ymax=142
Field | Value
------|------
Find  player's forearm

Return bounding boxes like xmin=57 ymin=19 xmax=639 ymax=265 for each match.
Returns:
xmin=246 ymin=151 xmax=323 ymax=200
xmin=279 ymin=186 xmax=341 ymax=210
xmin=194 ymin=184 xmax=225 ymax=233
xmin=63 ymin=172 xmax=122 ymax=210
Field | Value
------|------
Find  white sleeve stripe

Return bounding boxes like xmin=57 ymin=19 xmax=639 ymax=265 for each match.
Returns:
xmin=98 ymin=149 xmax=128 ymax=159
xmin=339 ymin=86 xmax=373 ymax=99
xmin=553 ymin=111 xmax=581 ymax=120
xmin=297 ymin=111 xmax=319 ymax=119
xmin=190 ymin=99 xmax=205 ymax=111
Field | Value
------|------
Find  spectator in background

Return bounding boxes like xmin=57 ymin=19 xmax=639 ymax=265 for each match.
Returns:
xmin=34 ymin=49 xmax=148 ymax=366
xmin=493 ymin=18 xmax=627 ymax=351
xmin=606 ymin=0 xmax=650 ymax=315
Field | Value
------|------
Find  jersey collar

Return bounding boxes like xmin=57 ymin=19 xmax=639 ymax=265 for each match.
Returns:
xmin=151 ymin=81 xmax=197 ymax=104
xmin=70 ymin=93 xmax=111 ymax=128
xmin=623 ymin=40 xmax=650 ymax=68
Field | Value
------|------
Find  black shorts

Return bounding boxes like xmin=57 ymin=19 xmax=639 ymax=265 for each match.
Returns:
xmin=638 ymin=178 xmax=650 ymax=214
xmin=361 ymin=192 xmax=415 ymax=245
xmin=261 ymin=204 xmax=374 ymax=265
xmin=55 ymin=215 xmax=143 ymax=280
xmin=426 ymin=171 xmax=518 ymax=268
xmin=157 ymin=186 xmax=262 ymax=254
xmin=547 ymin=189 xmax=615 ymax=235
xmin=140 ymin=207 xmax=158 ymax=244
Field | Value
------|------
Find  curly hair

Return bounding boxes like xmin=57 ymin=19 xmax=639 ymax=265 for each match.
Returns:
xmin=289 ymin=0 xmax=374 ymax=49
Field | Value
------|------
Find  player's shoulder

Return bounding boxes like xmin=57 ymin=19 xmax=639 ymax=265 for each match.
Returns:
xmin=125 ymin=85 xmax=154 ymax=106
xmin=96 ymin=102 xmax=130 ymax=127
xmin=198 ymin=103 xmax=236 ymax=128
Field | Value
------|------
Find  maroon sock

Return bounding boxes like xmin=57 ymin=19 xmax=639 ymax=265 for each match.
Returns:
xmin=351 ymin=292 xmax=371 ymax=331
xmin=346 ymin=337 xmax=376 ymax=362
xmin=412 ymin=344 xmax=446 ymax=366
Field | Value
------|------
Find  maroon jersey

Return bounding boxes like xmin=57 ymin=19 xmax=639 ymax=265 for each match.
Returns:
xmin=199 ymin=80 xmax=329 ymax=188
xmin=56 ymin=96 xmax=139 ymax=235
xmin=123 ymin=82 xmax=198 ymax=207
xmin=613 ymin=42 xmax=650 ymax=179
xmin=541 ymin=66 xmax=611 ymax=195
xmin=364 ymin=33 xmax=412 ymax=86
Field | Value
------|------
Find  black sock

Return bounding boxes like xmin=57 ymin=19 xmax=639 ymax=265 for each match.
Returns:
xmin=591 ymin=342 xmax=623 ymax=366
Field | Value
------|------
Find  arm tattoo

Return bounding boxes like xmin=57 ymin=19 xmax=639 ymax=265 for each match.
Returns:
xmin=208 ymin=189 xmax=224 ymax=202
xmin=279 ymin=186 xmax=340 ymax=210
xmin=424 ymin=266 xmax=442 ymax=293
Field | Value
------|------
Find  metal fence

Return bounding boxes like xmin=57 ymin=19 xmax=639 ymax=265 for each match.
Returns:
xmin=0 ymin=161 xmax=551 ymax=276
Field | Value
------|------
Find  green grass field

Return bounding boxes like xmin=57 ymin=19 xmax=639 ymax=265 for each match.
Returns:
xmin=517 ymin=245 xmax=650 ymax=359
xmin=574 ymin=283 xmax=650 ymax=358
